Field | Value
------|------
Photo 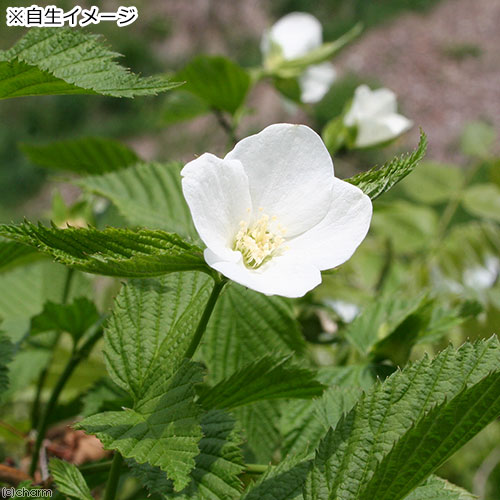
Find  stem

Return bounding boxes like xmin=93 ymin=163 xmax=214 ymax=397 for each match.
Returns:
xmin=79 ymin=460 xmax=113 ymax=474
xmin=245 ymin=463 xmax=270 ymax=474
xmin=184 ymin=279 xmax=226 ymax=359
xmin=104 ymin=452 xmax=124 ymax=500
xmin=29 ymin=327 xmax=103 ymax=477
xmin=31 ymin=268 xmax=75 ymax=428
xmin=0 ymin=420 xmax=25 ymax=440
xmin=214 ymin=110 xmax=239 ymax=146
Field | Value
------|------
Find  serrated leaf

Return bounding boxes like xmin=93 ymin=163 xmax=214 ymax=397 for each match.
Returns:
xmin=198 ymin=356 xmax=325 ymax=410
xmin=49 ymin=458 xmax=93 ymax=500
xmin=403 ymin=476 xmax=476 ymax=500
xmin=242 ymin=455 xmax=312 ymax=500
xmin=0 ymin=222 xmax=209 ymax=278
xmin=177 ymin=55 xmax=251 ymax=114
xmin=21 ymin=137 xmax=139 ymax=176
xmin=81 ymin=377 xmax=131 ymax=417
xmin=0 ymin=28 xmax=181 ymax=99
xmin=0 ymin=239 xmax=40 ymax=273
xmin=79 ymin=162 xmax=197 ymax=238
xmin=347 ymin=131 xmax=427 ymax=200
xmin=304 ymin=337 xmax=500 ymax=500
xmin=462 ymin=184 xmax=500 ymax=223
xmin=31 ymin=297 xmax=99 ymax=342
xmin=76 ymin=361 xmax=204 ymax=492
xmin=104 ymin=273 xmax=212 ymax=401
xmin=130 ymin=410 xmax=244 ymax=500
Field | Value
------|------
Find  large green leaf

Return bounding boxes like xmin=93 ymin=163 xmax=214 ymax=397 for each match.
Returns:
xmin=130 ymin=410 xmax=244 ymax=500
xmin=198 ymin=356 xmax=325 ymax=410
xmin=0 ymin=239 xmax=40 ymax=272
xmin=104 ymin=273 xmax=212 ymax=402
xmin=304 ymin=337 xmax=500 ymax=500
xmin=403 ymin=476 xmax=476 ymax=500
xmin=176 ymin=55 xmax=251 ymax=114
xmin=30 ymin=297 xmax=100 ymax=342
xmin=79 ymin=162 xmax=197 ymax=238
xmin=0 ymin=28 xmax=181 ymax=99
xmin=347 ymin=131 xmax=427 ymax=200
xmin=76 ymin=361 xmax=204 ymax=492
xmin=21 ymin=137 xmax=139 ymax=175
xmin=49 ymin=458 xmax=93 ymax=500
xmin=0 ymin=223 xmax=209 ymax=278
xmin=462 ymin=184 xmax=500 ymax=223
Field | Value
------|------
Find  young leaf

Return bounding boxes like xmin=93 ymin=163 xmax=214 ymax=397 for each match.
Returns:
xmin=176 ymin=55 xmax=251 ymax=114
xmin=304 ymin=337 xmax=500 ymax=500
xmin=0 ymin=239 xmax=40 ymax=273
xmin=198 ymin=355 xmax=325 ymax=410
xmin=0 ymin=223 xmax=209 ymax=278
xmin=31 ymin=297 xmax=99 ymax=342
xmin=21 ymin=137 xmax=139 ymax=176
xmin=347 ymin=131 xmax=427 ymax=200
xmin=76 ymin=361 xmax=204 ymax=492
xmin=49 ymin=458 xmax=93 ymax=500
xmin=0 ymin=28 xmax=181 ymax=99
xmin=404 ymin=476 xmax=476 ymax=500
xmin=104 ymin=273 xmax=212 ymax=401
xmin=129 ymin=410 xmax=244 ymax=500
xmin=79 ymin=162 xmax=197 ymax=239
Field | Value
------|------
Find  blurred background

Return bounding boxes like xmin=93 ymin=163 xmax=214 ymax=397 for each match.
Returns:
xmin=1 ymin=0 xmax=500 ymax=497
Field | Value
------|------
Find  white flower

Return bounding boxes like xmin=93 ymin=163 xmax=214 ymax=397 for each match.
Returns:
xmin=181 ymin=123 xmax=373 ymax=298
xmin=463 ymin=256 xmax=500 ymax=290
xmin=261 ymin=12 xmax=337 ymax=104
xmin=344 ymin=85 xmax=413 ymax=148
xmin=327 ymin=300 xmax=360 ymax=323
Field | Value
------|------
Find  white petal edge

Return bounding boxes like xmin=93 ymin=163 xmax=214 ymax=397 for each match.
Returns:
xmin=286 ymin=177 xmax=373 ymax=270
xmin=225 ymin=123 xmax=334 ymax=237
xmin=205 ymin=248 xmax=322 ymax=298
xmin=355 ymin=114 xmax=413 ymax=148
xmin=181 ymin=153 xmax=252 ymax=261
xmin=299 ymin=62 xmax=337 ymax=104
xmin=344 ymin=85 xmax=398 ymax=126
xmin=264 ymin=12 xmax=323 ymax=60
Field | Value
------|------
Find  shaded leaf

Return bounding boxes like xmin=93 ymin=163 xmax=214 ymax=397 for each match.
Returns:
xmin=462 ymin=184 xmax=500 ymax=223
xmin=49 ymin=458 xmax=93 ymax=500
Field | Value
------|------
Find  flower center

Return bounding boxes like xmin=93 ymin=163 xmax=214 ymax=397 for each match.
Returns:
xmin=234 ymin=213 xmax=286 ymax=269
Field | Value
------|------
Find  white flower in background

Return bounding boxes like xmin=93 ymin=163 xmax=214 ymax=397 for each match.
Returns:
xmin=261 ymin=12 xmax=337 ymax=104
xmin=327 ymin=299 xmax=360 ymax=323
xmin=344 ymin=84 xmax=413 ymax=148
xmin=181 ymin=123 xmax=372 ymax=298
xmin=463 ymin=256 xmax=500 ymax=290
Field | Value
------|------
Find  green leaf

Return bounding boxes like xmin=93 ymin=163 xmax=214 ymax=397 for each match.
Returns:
xmin=0 ymin=223 xmax=209 ymax=278
xmin=266 ymin=24 xmax=362 ymax=79
xmin=81 ymin=378 xmax=131 ymax=417
xmin=0 ymin=28 xmax=181 ymax=99
xmin=21 ymin=137 xmax=139 ymax=176
xmin=176 ymin=55 xmax=251 ymax=114
xmin=49 ymin=458 xmax=93 ymax=500
xmin=460 ymin=121 xmax=496 ymax=158
xmin=304 ymin=337 xmax=500 ymax=500
xmin=162 ymin=91 xmax=210 ymax=126
xmin=347 ymin=131 xmax=427 ymax=200
xmin=0 ymin=331 xmax=14 ymax=396
xmin=79 ymin=162 xmax=197 ymax=238
xmin=129 ymin=410 xmax=244 ymax=500
xmin=104 ymin=273 xmax=212 ymax=401
xmin=462 ymin=184 xmax=500 ymax=223
xmin=31 ymin=297 xmax=99 ymax=342
xmin=403 ymin=476 xmax=476 ymax=500
xmin=400 ymin=161 xmax=464 ymax=205
xmin=198 ymin=356 xmax=325 ymax=410
xmin=203 ymin=284 xmax=305 ymax=382
xmin=242 ymin=455 xmax=312 ymax=500
xmin=76 ymin=361 xmax=204 ymax=492
xmin=0 ymin=239 xmax=40 ymax=273
xmin=322 ymin=115 xmax=351 ymax=156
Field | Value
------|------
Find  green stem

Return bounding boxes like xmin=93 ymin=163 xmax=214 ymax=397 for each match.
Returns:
xmin=184 ymin=278 xmax=226 ymax=359
xmin=79 ymin=459 xmax=114 ymax=474
xmin=104 ymin=452 xmax=124 ymax=500
xmin=213 ymin=110 xmax=239 ymax=146
xmin=31 ymin=268 xmax=75 ymax=428
xmin=245 ymin=463 xmax=270 ymax=474
xmin=29 ymin=327 xmax=103 ymax=476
